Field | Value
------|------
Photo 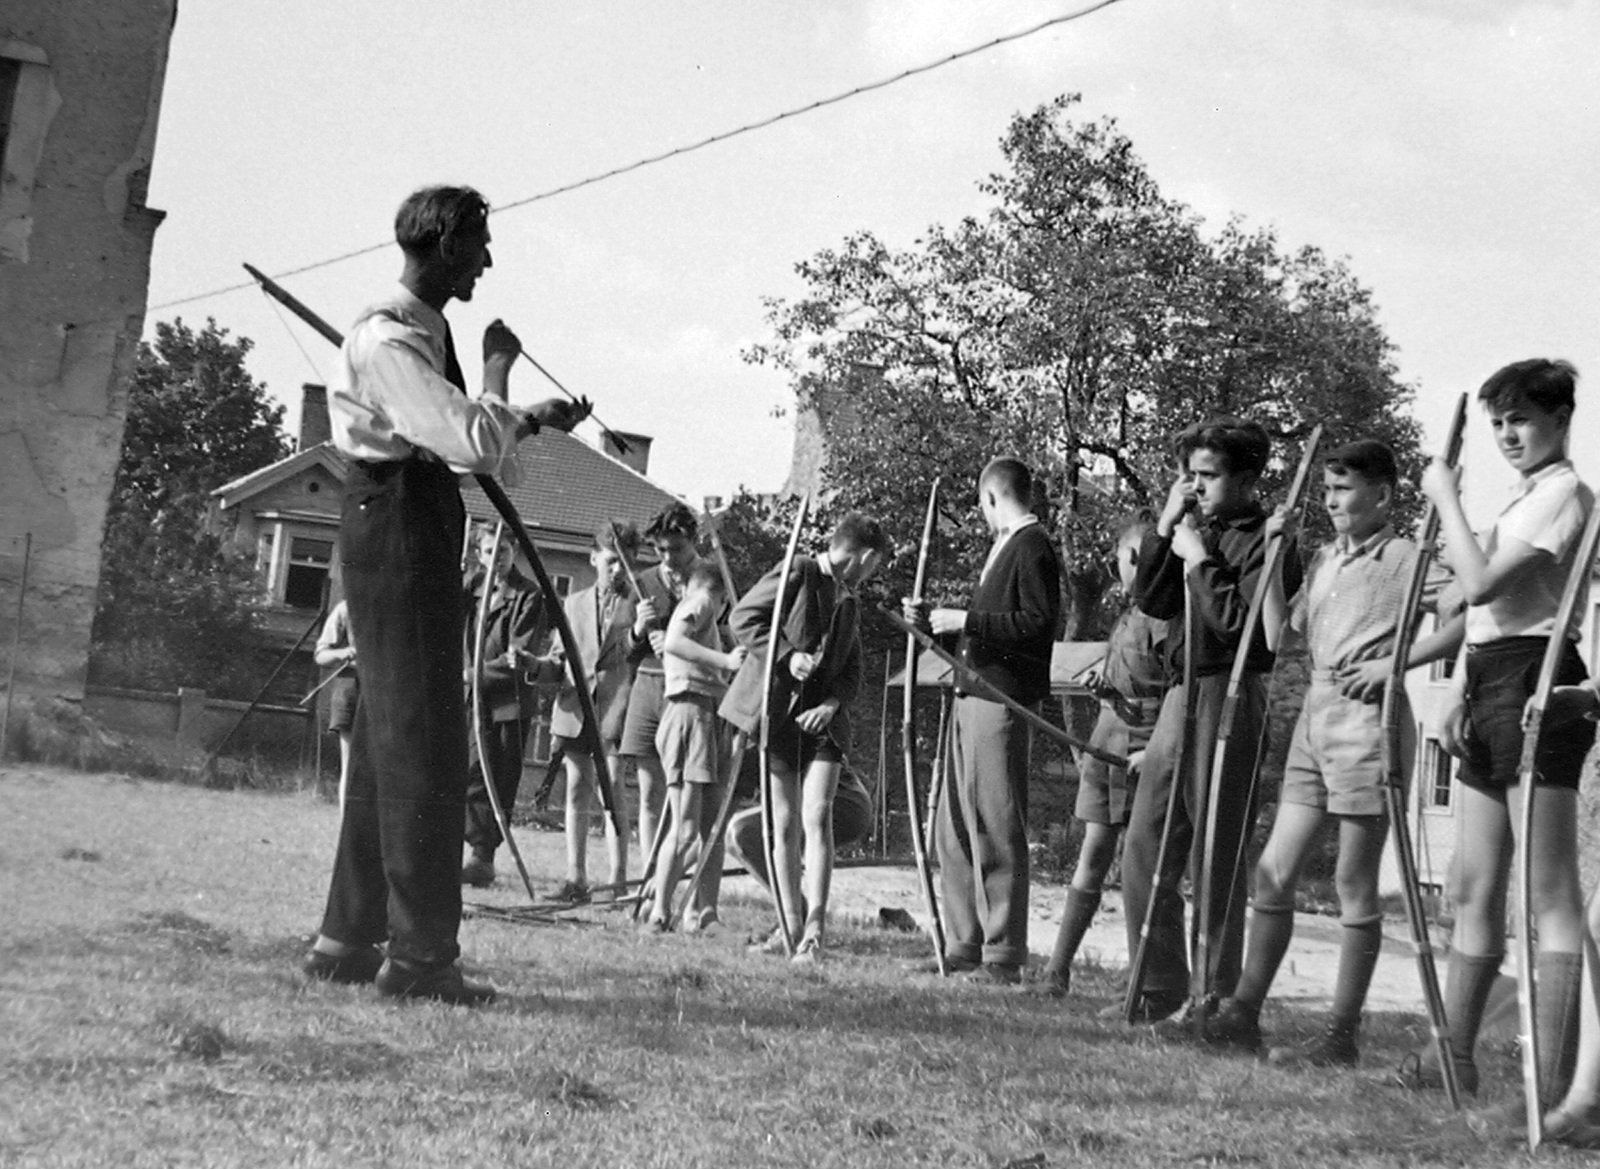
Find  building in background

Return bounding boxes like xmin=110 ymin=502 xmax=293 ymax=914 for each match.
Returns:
xmin=0 ymin=1 xmax=177 ymax=699
xmin=211 ymin=390 xmax=682 ymax=721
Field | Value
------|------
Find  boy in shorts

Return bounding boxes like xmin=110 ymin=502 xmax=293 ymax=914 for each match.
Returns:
xmin=314 ymin=599 xmax=359 ymax=810
xmin=1199 ymin=440 xmax=1461 ymax=1063
xmin=621 ymin=503 xmax=708 ymax=874
xmin=1037 ymin=512 xmax=1167 ymax=997
xmin=644 ymin=566 xmax=746 ymax=930
xmin=1403 ymin=359 xmax=1594 ymax=1122
xmin=721 ymin=512 xmax=890 ymax=962
xmin=548 ymin=523 xmax=638 ymax=902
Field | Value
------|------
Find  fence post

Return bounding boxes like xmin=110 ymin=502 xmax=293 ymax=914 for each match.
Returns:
xmin=176 ymin=687 xmax=209 ymax=746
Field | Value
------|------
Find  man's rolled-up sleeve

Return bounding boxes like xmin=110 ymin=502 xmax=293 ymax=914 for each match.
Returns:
xmin=360 ymin=327 xmax=524 ymax=481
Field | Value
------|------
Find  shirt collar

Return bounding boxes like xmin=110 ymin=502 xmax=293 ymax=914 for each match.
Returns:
xmin=391 ymin=284 xmax=449 ymax=344
xmin=1204 ymin=502 xmax=1266 ymax=532
xmin=996 ymin=514 xmax=1040 ymax=542
xmin=1510 ymin=458 xmax=1574 ymax=500
xmin=1332 ymin=523 xmax=1395 ymax=559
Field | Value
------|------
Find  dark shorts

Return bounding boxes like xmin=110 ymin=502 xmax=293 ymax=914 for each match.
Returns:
xmin=327 ymin=676 xmax=359 ymax=734
xmin=764 ymin=719 xmax=844 ymax=771
xmin=1074 ymin=701 xmax=1155 ymax=826
xmin=552 ymin=723 xmax=613 ymax=762
xmin=619 ymin=670 xmax=664 ymax=759
xmin=1459 ymin=636 xmax=1594 ymax=792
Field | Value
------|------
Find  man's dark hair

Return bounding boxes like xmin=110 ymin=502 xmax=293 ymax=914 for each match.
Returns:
xmin=643 ymin=502 xmax=699 ymax=543
xmin=594 ymin=520 xmax=641 ymax=558
xmin=394 ymin=186 xmax=490 ymax=259
xmin=830 ymin=512 xmax=890 ymax=556
xmin=1173 ymin=416 xmax=1271 ymax=478
xmin=1324 ymin=439 xmax=1399 ymax=489
xmin=1479 ymin=359 xmax=1578 ymax=417
xmin=979 ymin=457 xmax=1032 ymax=503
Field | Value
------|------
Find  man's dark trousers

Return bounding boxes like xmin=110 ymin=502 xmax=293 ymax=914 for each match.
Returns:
xmin=1120 ymin=672 xmax=1267 ymax=1001
xmin=320 ymin=456 xmax=469 ymax=969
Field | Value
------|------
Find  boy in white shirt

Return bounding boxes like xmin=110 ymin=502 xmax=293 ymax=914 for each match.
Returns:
xmin=1404 ymin=359 xmax=1594 ymax=1130
xmin=645 ymin=566 xmax=746 ymax=931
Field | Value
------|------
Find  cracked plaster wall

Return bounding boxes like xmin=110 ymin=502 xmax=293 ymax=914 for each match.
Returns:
xmin=0 ymin=0 xmax=176 ymax=698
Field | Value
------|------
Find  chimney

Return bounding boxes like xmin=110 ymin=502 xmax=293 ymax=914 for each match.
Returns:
xmin=299 ymin=384 xmax=331 ymax=450
xmin=601 ymin=430 xmax=653 ymax=476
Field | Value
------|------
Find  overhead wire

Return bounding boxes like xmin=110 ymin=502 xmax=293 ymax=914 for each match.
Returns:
xmin=261 ymin=292 xmax=327 ymax=386
xmin=146 ymin=0 xmax=1126 ymax=315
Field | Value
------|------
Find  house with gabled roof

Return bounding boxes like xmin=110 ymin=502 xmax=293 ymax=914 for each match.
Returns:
xmin=459 ymin=426 xmax=681 ymax=598
xmin=209 ymin=386 xmax=685 ymax=645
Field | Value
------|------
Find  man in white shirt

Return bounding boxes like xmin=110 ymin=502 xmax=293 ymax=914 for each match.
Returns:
xmin=302 ymin=185 xmax=587 ymax=1005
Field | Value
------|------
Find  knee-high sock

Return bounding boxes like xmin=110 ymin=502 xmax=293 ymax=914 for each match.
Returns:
xmin=1327 ymin=917 xmax=1384 ymax=1028
xmin=1045 ymin=887 xmax=1101 ymax=979
xmin=1231 ymin=904 xmax=1295 ymax=1008
xmin=1444 ymin=952 xmax=1503 ymax=1069
xmin=1538 ymin=951 xmax=1584 ymax=1107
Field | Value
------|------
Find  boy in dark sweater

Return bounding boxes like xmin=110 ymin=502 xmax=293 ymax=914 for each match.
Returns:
xmin=909 ymin=457 xmax=1062 ymax=984
xmin=1117 ymin=417 xmax=1302 ymax=1025
xmin=721 ymin=512 xmax=890 ymax=960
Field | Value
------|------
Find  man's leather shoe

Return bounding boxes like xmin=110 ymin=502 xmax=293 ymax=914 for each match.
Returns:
xmin=461 ymin=852 xmax=496 ymax=888
xmin=1151 ymin=994 xmax=1219 ymax=1042
xmin=964 ymin=962 xmax=1022 ymax=986
xmin=301 ymin=945 xmax=383 ymax=984
xmin=375 ymin=959 xmax=497 ymax=1006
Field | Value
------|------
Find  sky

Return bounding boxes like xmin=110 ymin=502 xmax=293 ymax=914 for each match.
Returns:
xmin=143 ymin=0 xmax=1600 ymax=520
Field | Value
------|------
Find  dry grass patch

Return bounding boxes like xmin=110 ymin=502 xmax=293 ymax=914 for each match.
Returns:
xmin=0 ymin=763 xmax=1585 ymax=1168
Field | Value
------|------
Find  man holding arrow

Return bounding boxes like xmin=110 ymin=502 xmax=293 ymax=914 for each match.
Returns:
xmin=905 ymin=457 xmax=1062 ymax=985
xmin=301 ymin=185 xmax=588 ymax=1005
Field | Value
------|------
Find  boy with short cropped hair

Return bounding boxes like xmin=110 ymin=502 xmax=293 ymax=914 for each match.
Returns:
xmin=644 ymin=565 xmax=746 ymax=931
xmin=1199 ymin=439 xmax=1462 ymax=1063
xmin=722 ymin=511 xmax=890 ymax=962
xmin=906 ymin=459 xmax=1062 ymax=985
xmin=1402 ymin=359 xmax=1594 ymax=1127
xmin=1116 ymin=416 xmax=1303 ymax=1025
xmin=1037 ymin=512 xmax=1167 ymax=997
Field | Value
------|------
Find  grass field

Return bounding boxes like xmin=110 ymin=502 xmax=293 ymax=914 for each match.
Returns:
xmin=0 ymin=763 xmax=1569 ymax=1168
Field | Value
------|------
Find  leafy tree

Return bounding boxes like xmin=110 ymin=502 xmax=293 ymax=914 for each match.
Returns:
xmin=89 ymin=319 xmax=289 ymax=696
xmin=748 ymin=95 xmax=1423 ymax=639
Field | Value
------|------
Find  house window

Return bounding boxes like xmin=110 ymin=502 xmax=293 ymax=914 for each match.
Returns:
xmin=1420 ymin=736 xmax=1454 ymax=810
xmin=551 ymin=574 xmax=572 ymax=599
xmin=1428 ymin=656 xmax=1456 ymax=683
xmin=284 ymin=537 xmax=333 ymax=609
xmin=0 ymin=57 xmax=19 ymax=170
